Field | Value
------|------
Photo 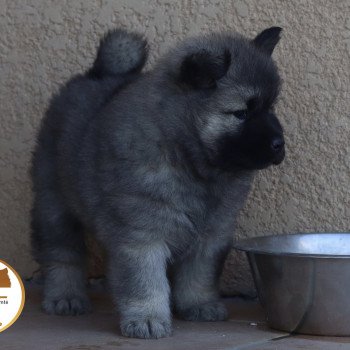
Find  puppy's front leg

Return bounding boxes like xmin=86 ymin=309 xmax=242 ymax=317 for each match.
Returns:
xmin=108 ymin=241 xmax=172 ymax=339
xmin=172 ymin=239 xmax=230 ymax=322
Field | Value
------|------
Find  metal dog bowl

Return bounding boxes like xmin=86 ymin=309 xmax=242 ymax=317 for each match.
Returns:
xmin=234 ymin=233 xmax=350 ymax=336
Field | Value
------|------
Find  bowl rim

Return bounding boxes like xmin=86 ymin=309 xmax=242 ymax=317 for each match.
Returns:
xmin=233 ymin=232 xmax=350 ymax=259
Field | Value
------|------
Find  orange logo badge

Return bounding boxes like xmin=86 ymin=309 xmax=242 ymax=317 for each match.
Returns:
xmin=0 ymin=260 xmax=25 ymax=332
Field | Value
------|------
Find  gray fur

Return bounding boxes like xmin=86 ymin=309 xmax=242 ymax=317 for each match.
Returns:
xmin=90 ymin=29 xmax=148 ymax=77
xmin=31 ymin=28 xmax=284 ymax=338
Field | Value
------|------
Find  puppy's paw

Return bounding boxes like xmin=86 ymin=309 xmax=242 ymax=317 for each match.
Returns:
xmin=120 ymin=317 xmax=172 ymax=339
xmin=177 ymin=301 xmax=228 ymax=321
xmin=42 ymin=296 xmax=91 ymax=316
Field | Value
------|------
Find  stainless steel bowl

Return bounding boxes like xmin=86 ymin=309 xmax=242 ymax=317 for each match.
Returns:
xmin=234 ymin=233 xmax=350 ymax=336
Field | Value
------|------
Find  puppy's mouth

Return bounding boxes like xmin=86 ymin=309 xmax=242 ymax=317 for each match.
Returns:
xmin=272 ymin=148 xmax=285 ymax=165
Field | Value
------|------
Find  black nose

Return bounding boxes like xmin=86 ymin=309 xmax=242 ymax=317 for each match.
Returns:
xmin=271 ymin=137 xmax=285 ymax=152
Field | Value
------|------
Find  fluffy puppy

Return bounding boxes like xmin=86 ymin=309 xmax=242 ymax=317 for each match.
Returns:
xmin=31 ymin=27 xmax=285 ymax=339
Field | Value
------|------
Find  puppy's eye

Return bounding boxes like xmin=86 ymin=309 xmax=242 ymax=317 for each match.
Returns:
xmin=222 ymin=109 xmax=248 ymax=120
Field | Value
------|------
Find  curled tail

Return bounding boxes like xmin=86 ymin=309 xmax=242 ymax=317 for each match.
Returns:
xmin=89 ymin=29 xmax=148 ymax=79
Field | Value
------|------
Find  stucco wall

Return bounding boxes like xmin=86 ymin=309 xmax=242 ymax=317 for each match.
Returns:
xmin=1 ymin=0 xmax=349 ymax=295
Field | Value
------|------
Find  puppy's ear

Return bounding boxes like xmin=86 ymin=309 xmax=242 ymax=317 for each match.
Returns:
xmin=179 ymin=49 xmax=231 ymax=89
xmin=253 ymin=27 xmax=282 ymax=55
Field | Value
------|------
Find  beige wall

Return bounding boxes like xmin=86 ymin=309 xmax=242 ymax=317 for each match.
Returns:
xmin=1 ymin=0 xmax=349 ymax=295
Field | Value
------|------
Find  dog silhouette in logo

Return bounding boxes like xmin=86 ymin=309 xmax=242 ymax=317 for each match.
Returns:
xmin=0 ymin=268 xmax=11 ymax=288
xmin=0 ymin=268 xmax=11 ymax=327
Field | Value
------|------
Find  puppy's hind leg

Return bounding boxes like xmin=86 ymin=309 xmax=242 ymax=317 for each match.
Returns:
xmin=31 ymin=193 xmax=91 ymax=316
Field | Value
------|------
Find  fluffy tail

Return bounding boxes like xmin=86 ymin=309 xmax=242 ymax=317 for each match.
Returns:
xmin=89 ymin=29 xmax=148 ymax=79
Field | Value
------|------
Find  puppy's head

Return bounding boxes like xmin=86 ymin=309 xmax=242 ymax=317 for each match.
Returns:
xmin=170 ymin=27 xmax=285 ymax=171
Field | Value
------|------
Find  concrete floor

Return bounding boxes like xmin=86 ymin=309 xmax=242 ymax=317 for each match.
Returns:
xmin=1 ymin=283 xmax=350 ymax=350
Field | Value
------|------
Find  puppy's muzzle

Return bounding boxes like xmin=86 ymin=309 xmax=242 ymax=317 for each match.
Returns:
xmin=271 ymin=136 xmax=285 ymax=165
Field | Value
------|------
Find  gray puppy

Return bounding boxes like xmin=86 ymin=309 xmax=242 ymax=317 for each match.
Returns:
xmin=31 ymin=27 xmax=285 ymax=339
